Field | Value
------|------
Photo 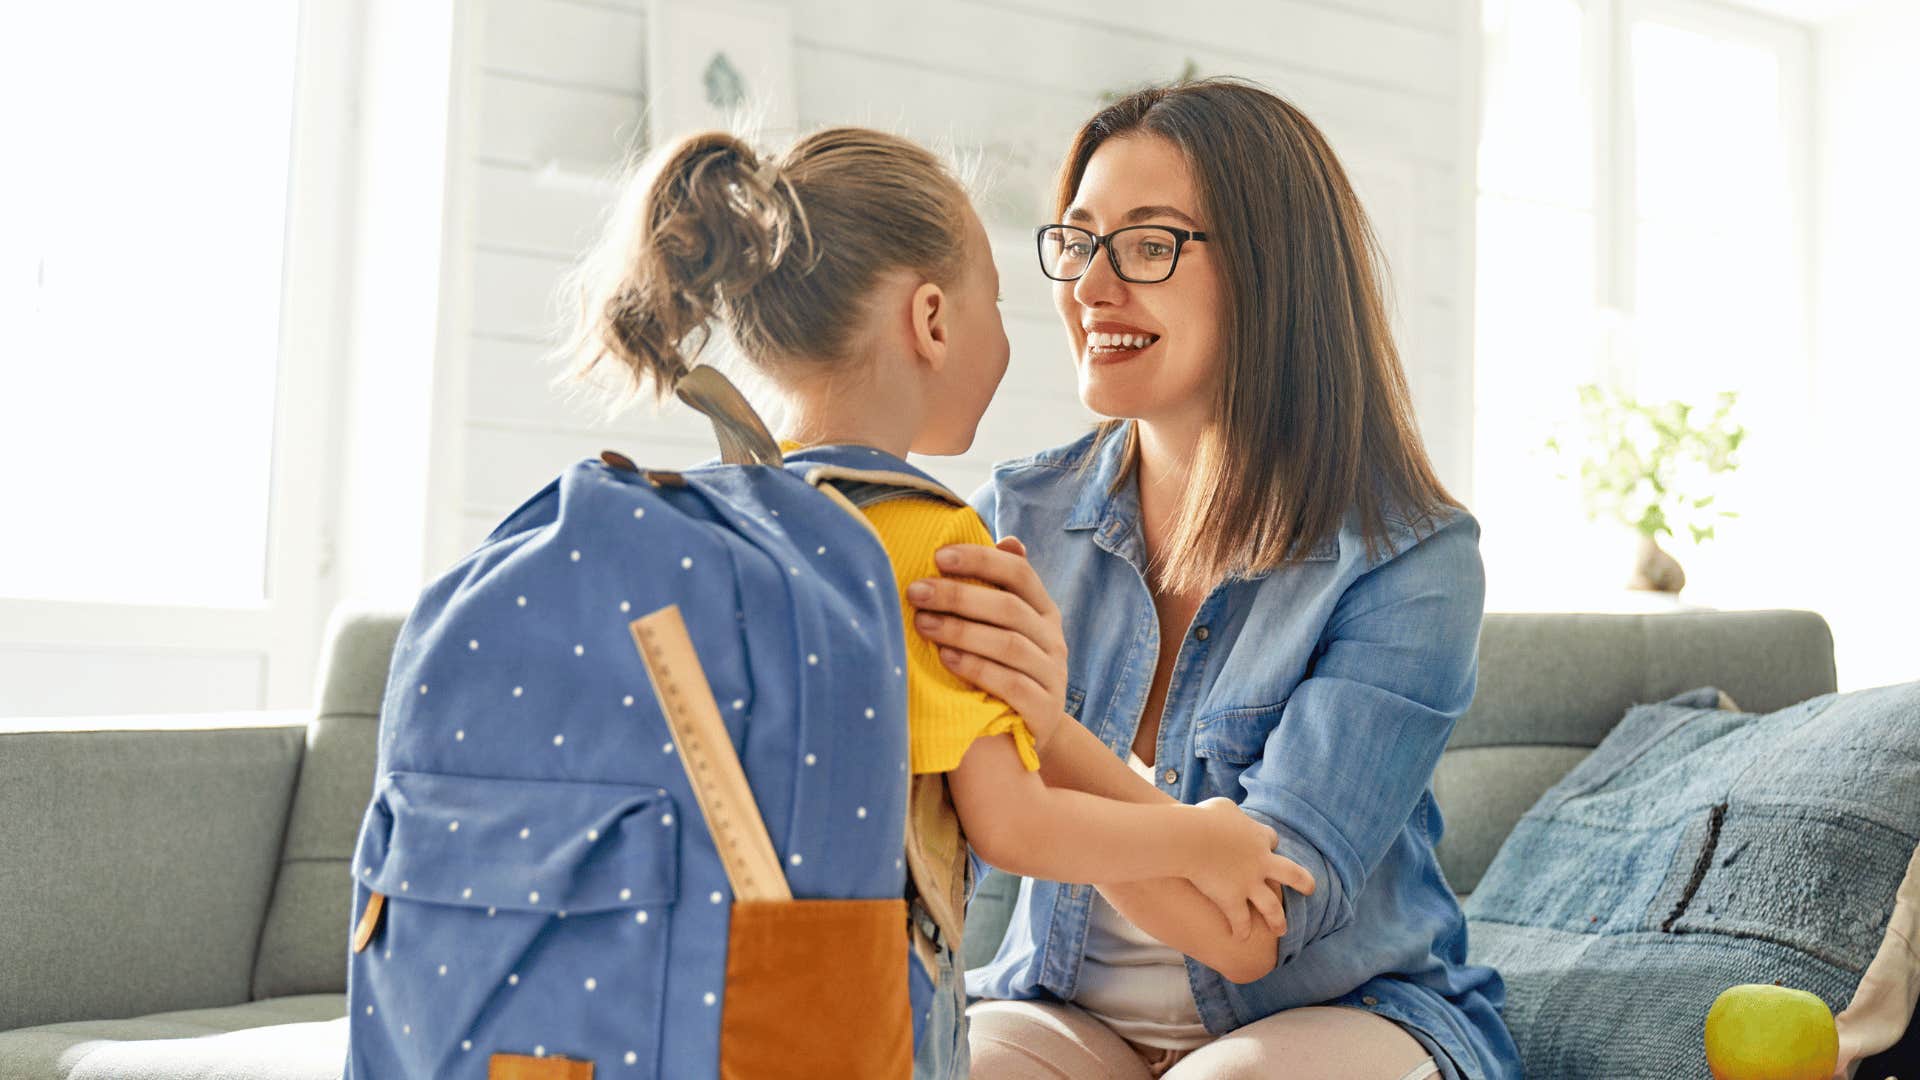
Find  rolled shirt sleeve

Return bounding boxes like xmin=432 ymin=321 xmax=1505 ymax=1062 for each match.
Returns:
xmin=1234 ymin=512 xmax=1485 ymax=966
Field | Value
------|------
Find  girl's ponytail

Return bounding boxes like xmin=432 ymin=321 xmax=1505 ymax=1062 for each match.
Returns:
xmin=561 ymin=125 xmax=971 ymax=406
xmin=568 ymin=132 xmax=808 ymax=400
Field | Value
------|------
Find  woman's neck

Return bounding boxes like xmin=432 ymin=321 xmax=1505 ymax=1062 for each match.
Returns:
xmin=1134 ymin=418 xmax=1201 ymax=579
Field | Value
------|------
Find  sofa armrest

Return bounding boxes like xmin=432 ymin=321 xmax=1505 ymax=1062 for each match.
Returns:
xmin=0 ymin=712 xmax=306 ymax=1032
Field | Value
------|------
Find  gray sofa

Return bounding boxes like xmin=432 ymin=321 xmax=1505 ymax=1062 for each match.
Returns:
xmin=0 ymin=610 xmax=1840 ymax=1078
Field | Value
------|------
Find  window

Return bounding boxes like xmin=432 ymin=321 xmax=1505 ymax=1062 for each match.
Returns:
xmin=0 ymin=2 xmax=350 ymax=715
xmin=2 ymin=3 xmax=301 ymax=606
xmin=1474 ymin=0 xmax=1810 ymax=610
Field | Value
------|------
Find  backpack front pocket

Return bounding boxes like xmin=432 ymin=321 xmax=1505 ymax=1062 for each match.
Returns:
xmin=349 ymin=770 xmax=680 ymax=1078
xmin=717 ymin=897 xmax=912 ymax=1080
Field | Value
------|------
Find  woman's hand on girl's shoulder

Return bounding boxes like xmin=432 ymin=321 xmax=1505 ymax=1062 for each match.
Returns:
xmin=907 ymin=536 xmax=1072 ymax=752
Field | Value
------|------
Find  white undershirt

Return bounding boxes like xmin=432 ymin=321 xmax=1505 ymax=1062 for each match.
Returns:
xmin=1071 ymin=753 xmax=1213 ymax=1050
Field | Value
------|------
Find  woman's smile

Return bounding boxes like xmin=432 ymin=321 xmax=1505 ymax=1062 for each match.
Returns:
xmin=1082 ymin=319 xmax=1163 ymax=364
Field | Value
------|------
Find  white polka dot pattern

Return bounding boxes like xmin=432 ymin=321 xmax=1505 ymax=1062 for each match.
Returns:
xmin=347 ymin=445 xmax=939 ymax=1075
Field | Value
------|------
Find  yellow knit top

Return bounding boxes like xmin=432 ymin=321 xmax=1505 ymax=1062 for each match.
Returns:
xmin=863 ymin=496 xmax=1041 ymax=774
xmin=783 ymin=443 xmax=1040 ymax=774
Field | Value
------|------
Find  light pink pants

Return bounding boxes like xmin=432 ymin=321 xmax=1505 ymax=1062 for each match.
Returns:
xmin=967 ymin=999 xmax=1440 ymax=1080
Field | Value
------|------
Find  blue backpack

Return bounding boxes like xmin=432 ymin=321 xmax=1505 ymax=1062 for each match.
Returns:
xmin=345 ymin=369 xmax=962 ymax=1078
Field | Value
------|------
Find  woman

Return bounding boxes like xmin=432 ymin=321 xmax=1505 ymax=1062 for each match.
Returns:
xmin=906 ymin=80 xmax=1520 ymax=1079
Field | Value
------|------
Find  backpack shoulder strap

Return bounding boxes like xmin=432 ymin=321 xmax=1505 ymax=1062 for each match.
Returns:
xmin=803 ymin=465 xmax=964 ymax=511
xmin=781 ymin=447 xmax=969 ymax=521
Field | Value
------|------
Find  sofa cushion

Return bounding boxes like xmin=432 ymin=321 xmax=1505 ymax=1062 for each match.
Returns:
xmin=1464 ymin=681 xmax=1920 ymax=1079
xmin=0 ymin=994 xmax=346 ymax=1080
xmin=0 ymin=718 xmax=305 ymax=1032
xmin=1431 ymin=746 xmax=1589 ymax=896
xmin=1435 ymin=610 xmax=1836 ymax=891
xmin=251 ymin=613 xmax=398 ymax=999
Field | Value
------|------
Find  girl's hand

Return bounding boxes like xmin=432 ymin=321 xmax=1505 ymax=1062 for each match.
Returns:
xmin=1183 ymin=798 xmax=1317 ymax=940
xmin=907 ymin=536 xmax=1071 ymax=753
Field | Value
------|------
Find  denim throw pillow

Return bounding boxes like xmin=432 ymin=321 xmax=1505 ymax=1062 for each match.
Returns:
xmin=1464 ymin=682 xmax=1920 ymax=1079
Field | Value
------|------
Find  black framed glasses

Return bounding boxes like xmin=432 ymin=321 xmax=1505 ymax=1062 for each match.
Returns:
xmin=1035 ymin=224 xmax=1209 ymax=284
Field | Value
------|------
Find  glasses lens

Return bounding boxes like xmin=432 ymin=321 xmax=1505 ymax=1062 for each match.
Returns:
xmin=1113 ymin=228 xmax=1179 ymax=283
xmin=1039 ymin=226 xmax=1094 ymax=281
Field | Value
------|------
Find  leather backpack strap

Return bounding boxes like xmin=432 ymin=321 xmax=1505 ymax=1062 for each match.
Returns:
xmin=675 ymin=365 xmax=783 ymax=467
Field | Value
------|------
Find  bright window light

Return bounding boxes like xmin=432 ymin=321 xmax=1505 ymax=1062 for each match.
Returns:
xmin=1474 ymin=0 xmax=1616 ymax=604
xmin=1473 ymin=0 xmax=1808 ymax=613
xmin=0 ymin=2 xmax=301 ymax=606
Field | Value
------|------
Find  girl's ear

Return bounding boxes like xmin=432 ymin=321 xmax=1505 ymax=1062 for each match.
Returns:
xmin=909 ymin=280 xmax=949 ymax=373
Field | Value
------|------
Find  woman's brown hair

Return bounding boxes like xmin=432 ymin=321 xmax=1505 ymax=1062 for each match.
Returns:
xmin=560 ymin=127 xmax=973 ymax=400
xmin=1061 ymin=78 xmax=1461 ymax=593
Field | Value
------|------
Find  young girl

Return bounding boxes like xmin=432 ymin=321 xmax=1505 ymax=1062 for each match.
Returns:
xmin=559 ymin=126 xmax=1314 ymax=1078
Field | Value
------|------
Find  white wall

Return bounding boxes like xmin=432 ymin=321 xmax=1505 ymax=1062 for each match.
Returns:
xmin=435 ymin=0 xmax=1483 ymax=570
xmin=1811 ymin=0 xmax=1920 ymax=690
xmin=0 ymin=0 xmax=1480 ymax=720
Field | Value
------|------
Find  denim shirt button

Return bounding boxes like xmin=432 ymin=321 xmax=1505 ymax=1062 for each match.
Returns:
xmin=1194 ymin=625 xmax=1210 ymax=641
xmin=1362 ymin=996 xmax=1379 ymax=1007
xmin=1163 ymin=769 xmax=1179 ymax=785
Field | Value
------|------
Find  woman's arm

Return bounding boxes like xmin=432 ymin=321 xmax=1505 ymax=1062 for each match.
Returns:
xmin=946 ymin=521 xmax=1485 ymax=971
xmin=1228 ymin=514 xmax=1486 ymax=968
xmin=1099 ymin=881 xmax=1280 ymax=984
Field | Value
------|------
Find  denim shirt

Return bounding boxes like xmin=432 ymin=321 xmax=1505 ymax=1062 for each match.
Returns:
xmin=962 ymin=426 xmax=1519 ymax=1080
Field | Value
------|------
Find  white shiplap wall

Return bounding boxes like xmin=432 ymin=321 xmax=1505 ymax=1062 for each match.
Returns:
xmin=445 ymin=0 xmax=1478 ymax=567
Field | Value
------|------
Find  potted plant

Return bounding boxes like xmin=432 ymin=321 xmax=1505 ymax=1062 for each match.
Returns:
xmin=1546 ymin=384 xmax=1746 ymax=593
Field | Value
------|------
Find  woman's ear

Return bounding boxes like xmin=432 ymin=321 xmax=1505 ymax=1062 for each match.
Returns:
xmin=909 ymin=280 xmax=949 ymax=373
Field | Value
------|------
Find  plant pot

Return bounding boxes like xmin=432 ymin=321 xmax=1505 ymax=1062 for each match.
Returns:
xmin=1628 ymin=534 xmax=1687 ymax=593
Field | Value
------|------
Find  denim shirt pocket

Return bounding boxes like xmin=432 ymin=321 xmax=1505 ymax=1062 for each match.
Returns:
xmin=1191 ymin=702 xmax=1284 ymax=797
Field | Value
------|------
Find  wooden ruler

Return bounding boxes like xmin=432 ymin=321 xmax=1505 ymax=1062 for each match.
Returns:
xmin=630 ymin=606 xmax=791 ymax=903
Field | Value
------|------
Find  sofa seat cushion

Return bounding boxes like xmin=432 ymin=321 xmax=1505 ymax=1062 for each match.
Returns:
xmin=0 ymin=994 xmax=345 ymax=1080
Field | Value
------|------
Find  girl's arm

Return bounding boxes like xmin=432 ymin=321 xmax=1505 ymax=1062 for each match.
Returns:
xmin=946 ymin=734 xmax=1308 ymax=941
xmin=1033 ymin=717 xmax=1305 ymax=983
xmin=914 ymin=538 xmax=1314 ymax=981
